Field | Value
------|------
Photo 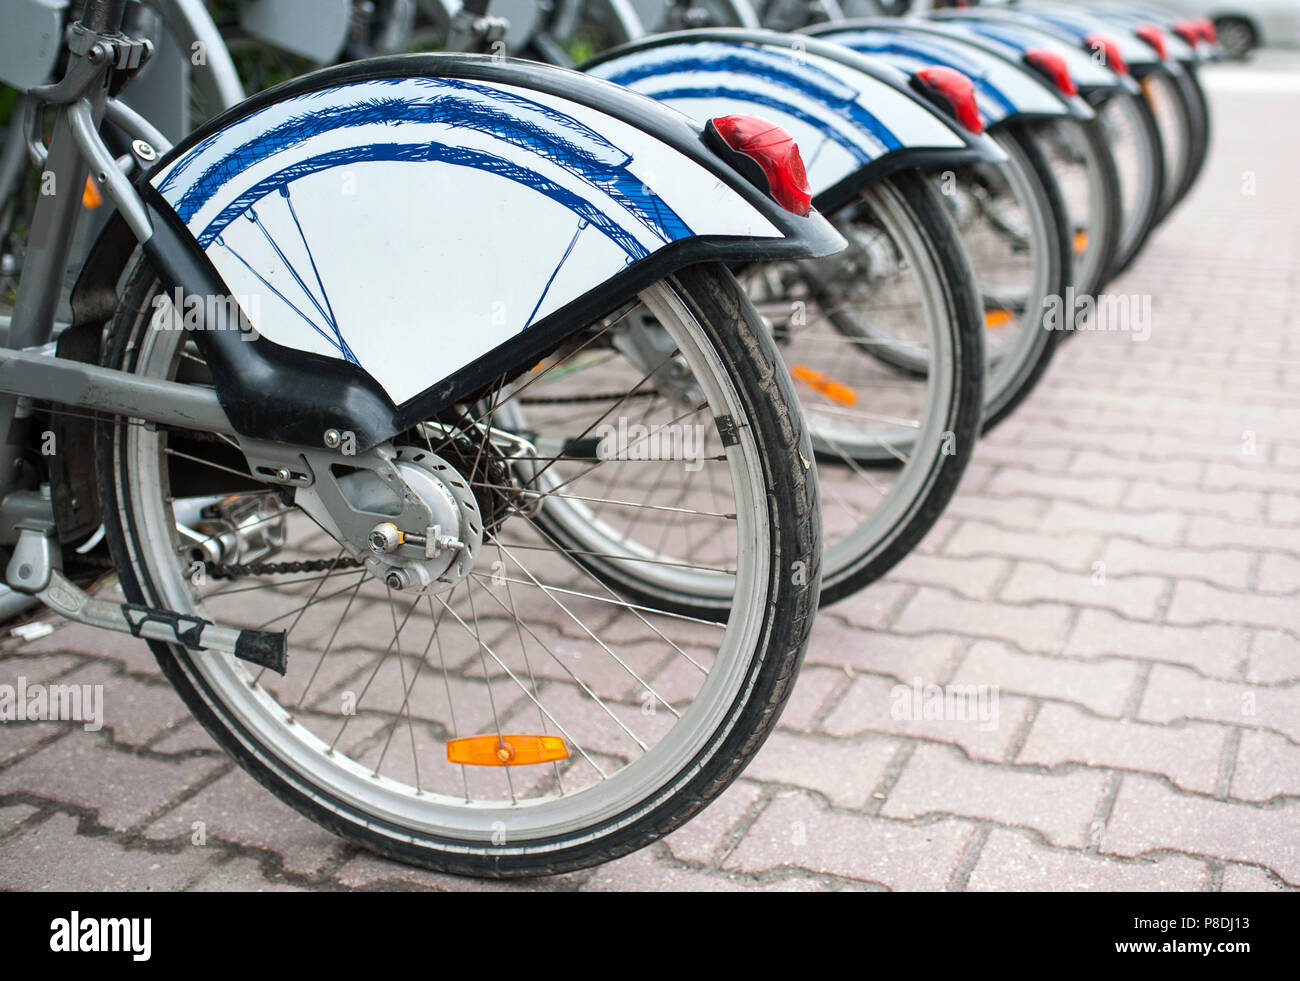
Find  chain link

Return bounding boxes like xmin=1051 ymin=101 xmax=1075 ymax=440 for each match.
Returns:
xmin=81 ymin=548 xmax=364 ymax=580
xmin=209 ymin=555 xmax=364 ymax=580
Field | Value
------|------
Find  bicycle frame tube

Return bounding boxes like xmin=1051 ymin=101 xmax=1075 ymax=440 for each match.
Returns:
xmin=0 ymin=0 xmax=228 ymax=512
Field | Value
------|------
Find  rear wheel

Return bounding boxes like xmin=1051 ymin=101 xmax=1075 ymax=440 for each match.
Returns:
xmin=99 ymin=259 xmax=821 ymax=877
xmin=1093 ymin=89 xmax=1165 ymax=280
xmin=1141 ymin=69 xmax=1197 ymax=224
xmin=529 ymin=171 xmax=985 ymax=609
xmin=1213 ymin=17 xmax=1257 ymax=60
xmin=1167 ymin=65 xmax=1212 ymax=209
xmin=1034 ymin=116 xmax=1123 ymax=299
xmin=946 ymin=123 xmax=1070 ymax=432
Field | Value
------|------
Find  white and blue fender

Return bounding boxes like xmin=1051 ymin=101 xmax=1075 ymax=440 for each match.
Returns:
xmin=1086 ymin=3 xmax=1220 ymax=62
xmin=918 ymin=12 xmax=1142 ymax=99
xmin=803 ymin=20 xmax=1094 ymax=132
xmin=957 ymin=7 xmax=1168 ymax=78
xmin=582 ymin=29 xmax=1007 ymax=214
xmin=1073 ymin=5 xmax=1201 ymax=65
xmin=135 ymin=54 xmax=845 ymax=450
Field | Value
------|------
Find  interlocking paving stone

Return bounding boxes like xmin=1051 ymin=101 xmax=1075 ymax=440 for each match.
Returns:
xmin=943 ymin=521 xmax=1102 ymax=568
xmin=1097 ymin=539 xmax=1252 ymax=592
xmin=1139 ymin=664 xmax=1300 ymax=742
xmin=1219 ymin=863 xmax=1293 ymax=892
xmin=774 ymin=665 xmax=847 ymax=732
xmin=0 ymin=802 xmax=38 ymax=836
xmin=722 ymin=791 xmax=977 ymax=890
xmin=1065 ymin=610 xmax=1249 ymax=678
xmin=998 ymin=562 xmax=1166 ymax=621
xmin=891 ymin=589 xmax=1074 ymax=652
xmin=188 ymin=856 xmax=309 ymax=891
xmin=1228 ymin=728 xmax=1300 ymax=802
xmin=952 ymin=641 xmax=1139 ymax=718
xmin=802 ymin=623 xmax=960 ymax=681
xmin=1246 ymin=630 xmax=1300 ymax=685
xmin=332 ymin=852 xmax=578 ymax=891
xmin=0 ymin=721 xmax=64 ymax=767
xmin=820 ymin=673 xmax=1033 ymax=763
xmin=0 ymin=812 xmax=214 ymax=890
xmin=661 ymin=779 xmax=764 ymax=866
xmin=1015 ymin=702 xmax=1229 ymax=795
xmin=1166 ymin=579 xmax=1300 ymax=632
xmin=967 ymin=828 xmax=1208 ymax=892
xmin=881 ymin=744 xmax=1109 ymax=849
xmin=581 ymin=847 xmax=839 ymax=892
xmin=0 ymin=735 xmax=222 ymax=831
xmin=742 ymin=731 xmax=899 ymax=809
xmin=1102 ymin=774 xmax=1300 ymax=886
xmin=142 ymin=768 xmax=350 ymax=878
xmin=888 ymin=553 xmax=1012 ymax=601
xmin=54 ymin=663 xmax=192 ymax=749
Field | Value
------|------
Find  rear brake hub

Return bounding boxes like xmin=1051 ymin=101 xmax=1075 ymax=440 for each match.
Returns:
xmin=365 ymin=447 xmax=484 ymax=592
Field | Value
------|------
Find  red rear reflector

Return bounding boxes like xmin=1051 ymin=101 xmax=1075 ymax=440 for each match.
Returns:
xmin=1199 ymin=19 xmax=1219 ymax=45
xmin=1173 ymin=19 xmax=1200 ymax=48
xmin=1086 ymin=34 xmax=1129 ymax=76
xmin=1136 ymin=24 xmax=1169 ymax=60
xmin=913 ymin=65 xmax=983 ymax=135
xmin=1024 ymin=48 xmax=1078 ymax=97
xmin=708 ymin=114 xmax=812 ymax=217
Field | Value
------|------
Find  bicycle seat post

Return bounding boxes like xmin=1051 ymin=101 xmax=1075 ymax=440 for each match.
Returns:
xmin=79 ymin=0 xmax=130 ymax=36
xmin=0 ymin=0 xmax=136 ymax=507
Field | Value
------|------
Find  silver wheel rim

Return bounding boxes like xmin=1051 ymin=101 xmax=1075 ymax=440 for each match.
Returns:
xmin=115 ymin=278 xmax=775 ymax=848
xmin=525 ymin=179 xmax=959 ymax=598
xmin=1042 ymin=119 xmax=1112 ymax=295
xmin=1103 ymin=93 xmax=1162 ymax=260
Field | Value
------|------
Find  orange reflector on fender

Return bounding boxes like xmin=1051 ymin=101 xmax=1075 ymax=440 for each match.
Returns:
xmin=792 ymin=364 xmax=857 ymax=407
xmin=985 ymin=309 xmax=1014 ymax=329
xmin=82 ymin=177 xmax=102 ymax=209
xmin=1075 ymin=231 xmax=1090 ymax=255
xmin=447 ymin=734 xmax=569 ymax=766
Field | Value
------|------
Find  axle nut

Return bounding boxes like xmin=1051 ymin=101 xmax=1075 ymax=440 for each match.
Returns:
xmin=368 ymin=522 xmax=403 ymax=554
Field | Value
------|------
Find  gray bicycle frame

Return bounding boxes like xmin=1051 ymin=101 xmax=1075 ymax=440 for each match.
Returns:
xmin=0 ymin=0 xmax=242 ymax=281
xmin=0 ymin=0 xmax=238 ymax=546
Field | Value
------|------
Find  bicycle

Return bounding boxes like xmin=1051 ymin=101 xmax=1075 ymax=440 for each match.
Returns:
xmin=1 ymin=0 xmax=847 ymax=876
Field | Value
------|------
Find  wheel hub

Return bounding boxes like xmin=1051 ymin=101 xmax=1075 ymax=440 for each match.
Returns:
xmin=364 ymin=447 xmax=484 ymax=592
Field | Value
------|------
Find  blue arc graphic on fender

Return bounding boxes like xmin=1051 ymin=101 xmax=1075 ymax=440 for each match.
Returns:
xmin=584 ymin=39 xmax=969 ymax=198
xmin=161 ymin=78 xmax=690 ymax=251
xmin=150 ymin=75 xmax=783 ymax=405
xmin=596 ymin=46 xmax=902 ymax=155
xmin=926 ymin=19 xmax=1126 ymax=90
xmin=810 ymin=28 xmax=1068 ymax=130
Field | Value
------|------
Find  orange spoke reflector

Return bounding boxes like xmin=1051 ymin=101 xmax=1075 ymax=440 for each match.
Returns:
xmin=82 ymin=177 xmax=102 ymax=209
xmin=447 ymin=734 xmax=569 ymax=767
xmin=985 ymin=309 xmax=1014 ymax=329
xmin=791 ymin=364 xmax=857 ymax=407
xmin=1075 ymin=231 xmax=1090 ymax=255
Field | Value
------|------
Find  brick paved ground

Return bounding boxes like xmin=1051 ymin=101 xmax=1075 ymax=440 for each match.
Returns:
xmin=1 ymin=54 xmax=1298 ymax=892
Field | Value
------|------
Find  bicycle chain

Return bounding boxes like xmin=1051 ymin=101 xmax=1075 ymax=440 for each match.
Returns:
xmin=80 ymin=548 xmax=364 ymax=580
xmin=209 ymin=555 xmax=365 ymax=580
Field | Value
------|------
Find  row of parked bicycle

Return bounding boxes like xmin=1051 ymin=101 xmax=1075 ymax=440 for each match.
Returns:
xmin=0 ymin=0 xmax=1214 ymax=876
